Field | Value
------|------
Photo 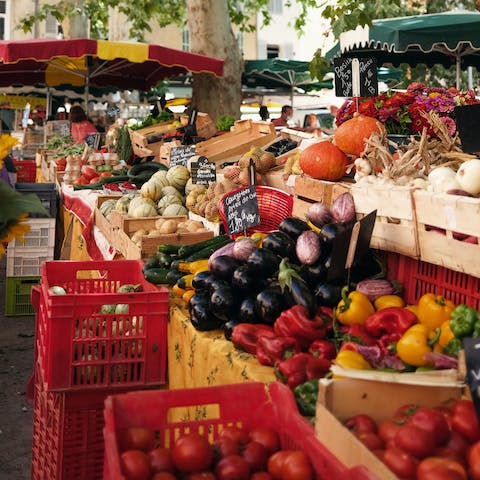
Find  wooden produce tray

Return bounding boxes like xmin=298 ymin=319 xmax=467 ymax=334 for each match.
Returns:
xmin=110 ymin=222 xmax=213 ymax=260
xmin=108 ymin=210 xmax=186 ymax=236
xmin=180 ymin=112 xmax=217 ymax=139
xmin=349 ymin=183 xmax=419 ymax=257
xmin=94 ymin=195 xmax=123 ymax=245
xmin=194 ymin=120 xmax=277 ymax=166
xmin=315 ymin=378 xmax=463 ymax=480
xmin=414 ymin=190 xmax=480 ymax=277
xmin=292 ymin=175 xmax=351 ymax=219
xmin=129 ymin=121 xmax=176 ymax=158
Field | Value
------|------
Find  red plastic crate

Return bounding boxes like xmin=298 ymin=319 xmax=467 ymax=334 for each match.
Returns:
xmin=35 ymin=260 xmax=169 ymax=392
xmin=31 ymin=365 xmax=159 ymax=480
xmin=218 ymin=186 xmax=294 ymax=239
xmin=13 ymin=159 xmax=36 ymax=182
xmin=103 ymin=382 xmax=374 ymax=480
xmin=384 ymin=251 xmax=480 ymax=309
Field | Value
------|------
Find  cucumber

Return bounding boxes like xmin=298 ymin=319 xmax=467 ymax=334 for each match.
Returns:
xmin=177 ymin=235 xmax=232 ymax=258
xmin=143 ymin=267 xmax=170 ymax=285
xmin=184 ymin=237 xmax=233 ymax=262
xmin=157 ymin=243 xmax=182 ymax=255
xmin=128 ymin=161 xmax=167 ymax=179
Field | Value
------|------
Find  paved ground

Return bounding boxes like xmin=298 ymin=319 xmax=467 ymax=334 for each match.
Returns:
xmin=0 ymin=259 xmax=34 ymax=480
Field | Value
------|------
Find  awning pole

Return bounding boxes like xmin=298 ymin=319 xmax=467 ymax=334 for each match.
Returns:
xmin=456 ymin=55 xmax=461 ymax=90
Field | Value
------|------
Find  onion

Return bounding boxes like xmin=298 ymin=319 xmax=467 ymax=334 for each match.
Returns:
xmin=331 ymin=192 xmax=356 ymax=223
xmin=356 ymin=279 xmax=396 ymax=302
xmin=456 ymin=159 xmax=480 ymax=195
xmin=296 ymin=230 xmax=321 ymax=265
xmin=232 ymin=237 xmax=257 ymax=261
xmin=306 ymin=202 xmax=332 ymax=228
xmin=49 ymin=285 xmax=66 ymax=295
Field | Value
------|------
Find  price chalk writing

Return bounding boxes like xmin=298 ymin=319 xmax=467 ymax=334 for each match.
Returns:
xmin=223 ymin=186 xmax=260 ymax=235
xmin=169 ymin=144 xmax=196 ymax=167
xmin=334 ymin=58 xmax=378 ymax=98
xmin=191 ymin=156 xmax=216 ymax=185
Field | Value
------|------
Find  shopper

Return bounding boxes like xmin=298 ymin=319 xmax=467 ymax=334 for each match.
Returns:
xmin=259 ymin=105 xmax=270 ymax=121
xmin=272 ymin=105 xmax=293 ymax=128
xmin=69 ymin=105 xmax=98 ymax=144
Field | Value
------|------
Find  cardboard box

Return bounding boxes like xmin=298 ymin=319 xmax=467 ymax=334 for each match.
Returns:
xmin=350 ymin=184 xmax=419 ymax=257
xmin=315 ymin=378 xmax=464 ymax=480
xmin=414 ymin=190 xmax=480 ymax=277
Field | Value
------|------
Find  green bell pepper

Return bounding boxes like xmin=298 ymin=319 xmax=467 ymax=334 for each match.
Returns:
xmin=293 ymin=379 xmax=319 ymax=418
xmin=443 ymin=338 xmax=463 ymax=357
xmin=449 ymin=304 xmax=480 ymax=339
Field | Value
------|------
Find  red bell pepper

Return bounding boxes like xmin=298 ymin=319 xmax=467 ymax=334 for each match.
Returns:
xmin=273 ymin=305 xmax=329 ymax=349
xmin=231 ymin=323 xmax=275 ymax=355
xmin=339 ymin=323 xmax=377 ymax=346
xmin=308 ymin=339 xmax=337 ymax=361
xmin=256 ymin=335 xmax=300 ymax=366
xmin=275 ymin=352 xmax=331 ymax=389
xmin=364 ymin=307 xmax=417 ymax=338
xmin=377 ymin=332 xmax=402 ymax=356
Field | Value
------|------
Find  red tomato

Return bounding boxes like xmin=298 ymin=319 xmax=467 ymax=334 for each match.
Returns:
xmin=171 ymin=433 xmax=213 ymax=473
xmin=410 ymin=407 xmax=451 ymax=445
xmin=214 ymin=436 xmax=240 ymax=459
xmin=120 ymin=450 xmax=151 ymax=480
xmin=214 ymin=454 xmax=250 ymax=480
xmin=436 ymin=406 xmax=453 ymax=429
xmin=417 ymin=457 xmax=467 ymax=480
xmin=393 ymin=403 xmax=418 ymax=423
xmin=378 ymin=420 xmax=402 ymax=444
xmin=356 ymin=431 xmax=385 ymax=451
xmin=82 ymin=166 xmax=97 ymax=180
xmin=185 ymin=473 xmax=216 ymax=480
xmin=152 ymin=473 xmax=176 ymax=480
xmin=371 ymin=449 xmax=385 ymax=461
xmin=434 ymin=447 xmax=467 ymax=467
xmin=89 ymin=176 xmax=100 ymax=184
xmin=383 ymin=446 xmax=418 ymax=479
xmin=395 ymin=423 xmax=436 ymax=459
xmin=73 ymin=176 xmax=89 ymax=185
xmin=282 ymin=451 xmax=314 ymax=480
xmin=447 ymin=430 xmax=471 ymax=457
xmin=267 ymin=450 xmax=293 ymax=479
xmin=248 ymin=427 xmax=280 ymax=455
xmin=344 ymin=413 xmax=378 ymax=434
xmin=99 ymin=171 xmax=113 ymax=178
xmin=148 ymin=447 xmax=175 ymax=473
xmin=451 ymin=400 xmax=480 ymax=443
xmin=251 ymin=473 xmax=274 ymax=480
xmin=119 ymin=427 xmax=155 ymax=452
xmin=219 ymin=426 xmax=249 ymax=445
xmin=468 ymin=441 xmax=480 ymax=480
xmin=241 ymin=441 xmax=268 ymax=472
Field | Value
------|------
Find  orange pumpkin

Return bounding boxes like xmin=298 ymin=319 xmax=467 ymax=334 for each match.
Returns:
xmin=334 ymin=114 xmax=386 ymax=157
xmin=299 ymin=140 xmax=348 ymax=181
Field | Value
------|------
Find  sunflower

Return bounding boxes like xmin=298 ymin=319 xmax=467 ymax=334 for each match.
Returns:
xmin=0 ymin=134 xmax=18 ymax=169
xmin=0 ymin=213 xmax=30 ymax=257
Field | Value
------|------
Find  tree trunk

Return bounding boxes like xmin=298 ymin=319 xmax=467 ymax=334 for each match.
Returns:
xmin=186 ymin=0 xmax=243 ymax=123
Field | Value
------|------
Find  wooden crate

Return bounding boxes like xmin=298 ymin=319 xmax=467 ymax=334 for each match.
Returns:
xmin=109 ymin=222 xmax=214 ymax=260
xmin=94 ymin=195 xmax=123 ymax=244
xmin=109 ymin=210 xmax=187 ymax=237
xmin=193 ymin=120 xmax=277 ymax=165
xmin=129 ymin=121 xmax=175 ymax=158
xmin=180 ymin=112 xmax=217 ymax=139
xmin=349 ymin=184 xmax=419 ymax=257
xmin=414 ymin=190 xmax=480 ymax=277
xmin=292 ymin=175 xmax=351 ymax=219
xmin=315 ymin=378 xmax=463 ymax=480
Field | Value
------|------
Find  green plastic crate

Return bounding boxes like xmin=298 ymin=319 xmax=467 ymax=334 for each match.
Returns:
xmin=5 ymin=276 xmax=40 ymax=316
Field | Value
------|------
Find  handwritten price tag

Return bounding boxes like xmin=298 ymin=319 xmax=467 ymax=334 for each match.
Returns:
xmin=223 ymin=186 xmax=260 ymax=235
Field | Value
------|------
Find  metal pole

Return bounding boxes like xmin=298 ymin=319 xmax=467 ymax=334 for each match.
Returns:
xmin=468 ymin=66 xmax=473 ymax=89
xmin=456 ymin=56 xmax=461 ymax=90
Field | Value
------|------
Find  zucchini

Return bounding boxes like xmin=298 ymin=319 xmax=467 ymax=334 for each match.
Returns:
xmin=143 ymin=254 xmax=160 ymax=272
xmin=157 ymin=243 xmax=182 ymax=255
xmin=128 ymin=161 xmax=167 ymax=179
xmin=73 ymin=175 xmax=130 ymax=190
xmin=184 ymin=237 xmax=233 ymax=262
xmin=166 ymin=269 xmax=185 ymax=286
xmin=178 ymin=235 xmax=232 ymax=258
xmin=143 ymin=267 xmax=170 ymax=285
xmin=156 ymin=252 xmax=173 ymax=269
xmin=177 ymin=274 xmax=195 ymax=290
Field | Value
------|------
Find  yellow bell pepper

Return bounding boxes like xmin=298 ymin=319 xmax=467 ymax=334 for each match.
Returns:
xmin=396 ymin=324 xmax=440 ymax=367
xmin=417 ymin=293 xmax=455 ymax=332
xmin=435 ymin=320 xmax=455 ymax=353
xmin=335 ymin=287 xmax=375 ymax=326
xmin=182 ymin=289 xmax=195 ymax=303
xmin=250 ymin=232 xmax=266 ymax=246
xmin=334 ymin=350 xmax=372 ymax=370
xmin=374 ymin=294 xmax=405 ymax=310
xmin=405 ymin=304 xmax=419 ymax=318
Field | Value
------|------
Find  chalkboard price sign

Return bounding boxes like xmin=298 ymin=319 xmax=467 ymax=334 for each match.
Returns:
xmin=334 ymin=57 xmax=378 ymax=98
xmin=169 ymin=144 xmax=196 ymax=167
xmin=223 ymin=186 xmax=260 ymax=235
xmin=463 ymin=337 xmax=480 ymax=422
xmin=191 ymin=156 xmax=216 ymax=185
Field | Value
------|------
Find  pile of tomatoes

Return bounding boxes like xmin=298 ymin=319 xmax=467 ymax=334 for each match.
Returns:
xmin=117 ymin=424 xmax=315 ymax=480
xmin=344 ymin=398 xmax=480 ymax=479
